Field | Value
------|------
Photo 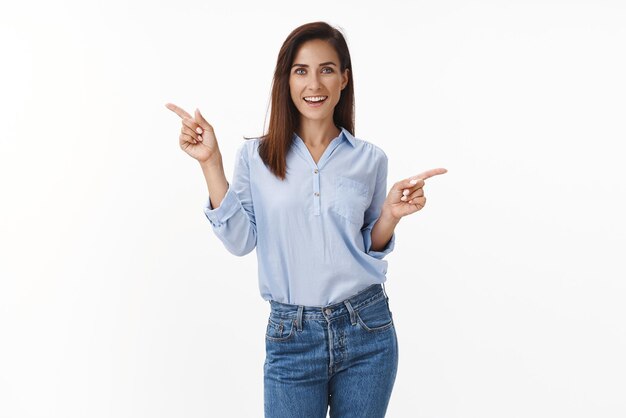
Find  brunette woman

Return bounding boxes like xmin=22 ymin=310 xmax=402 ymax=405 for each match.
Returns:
xmin=167 ymin=21 xmax=446 ymax=418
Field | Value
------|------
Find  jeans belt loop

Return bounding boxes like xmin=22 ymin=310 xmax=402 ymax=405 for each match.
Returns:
xmin=343 ymin=299 xmax=357 ymax=326
xmin=296 ymin=305 xmax=304 ymax=331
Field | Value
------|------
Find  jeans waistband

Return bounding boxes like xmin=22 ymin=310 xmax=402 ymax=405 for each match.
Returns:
xmin=268 ymin=283 xmax=388 ymax=321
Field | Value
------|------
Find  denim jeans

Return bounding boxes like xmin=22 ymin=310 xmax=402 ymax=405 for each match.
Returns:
xmin=264 ymin=283 xmax=399 ymax=418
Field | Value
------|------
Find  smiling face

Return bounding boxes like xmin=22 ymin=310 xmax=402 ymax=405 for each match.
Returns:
xmin=289 ymin=39 xmax=349 ymax=125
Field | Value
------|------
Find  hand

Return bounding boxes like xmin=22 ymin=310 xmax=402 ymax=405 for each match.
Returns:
xmin=383 ymin=168 xmax=448 ymax=221
xmin=165 ymin=103 xmax=222 ymax=165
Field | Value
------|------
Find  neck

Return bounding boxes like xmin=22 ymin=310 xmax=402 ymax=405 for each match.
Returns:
xmin=296 ymin=119 xmax=341 ymax=147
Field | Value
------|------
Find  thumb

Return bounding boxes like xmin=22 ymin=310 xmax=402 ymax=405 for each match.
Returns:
xmin=194 ymin=108 xmax=211 ymax=130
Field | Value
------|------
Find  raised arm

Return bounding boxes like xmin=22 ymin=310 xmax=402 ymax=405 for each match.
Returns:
xmin=165 ymin=103 xmax=256 ymax=256
xmin=202 ymin=142 xmax=257 ymax=256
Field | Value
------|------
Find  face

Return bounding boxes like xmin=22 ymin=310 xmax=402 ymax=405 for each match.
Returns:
xmin=289 ymin=39 xmax=349 ymax=124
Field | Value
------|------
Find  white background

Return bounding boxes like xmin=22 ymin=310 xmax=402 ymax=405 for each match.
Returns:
xmin=1 ymin=0 xmax=625 ymax=417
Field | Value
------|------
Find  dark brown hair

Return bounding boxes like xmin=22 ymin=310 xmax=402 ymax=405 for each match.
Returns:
xmin=247 ymin=21 xmax=355 ymax=180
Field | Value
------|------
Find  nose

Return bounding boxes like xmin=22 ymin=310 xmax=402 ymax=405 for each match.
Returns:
xmin=307 ymin=72 xmax=322 ymax=91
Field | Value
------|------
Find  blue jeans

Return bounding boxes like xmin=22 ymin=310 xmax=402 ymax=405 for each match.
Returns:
xmin=264 ymin=283 xmax=399 ymax=418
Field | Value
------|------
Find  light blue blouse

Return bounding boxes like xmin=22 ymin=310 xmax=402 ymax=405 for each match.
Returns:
xmin=203 ymin=126 xmax=395 ymax=306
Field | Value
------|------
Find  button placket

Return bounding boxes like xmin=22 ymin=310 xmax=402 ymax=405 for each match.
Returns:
xmin=313 ymin=168 xmax=321 ymax=216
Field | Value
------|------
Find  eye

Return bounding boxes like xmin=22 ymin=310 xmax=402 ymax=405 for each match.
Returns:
xmin=295 ymin=68 xmax=305 ymax=75
xmin=322 ymin=67 xmax=334 ymax=73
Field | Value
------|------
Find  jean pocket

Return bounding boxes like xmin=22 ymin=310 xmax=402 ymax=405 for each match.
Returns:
xmin=355 ymin=296 xmax=394 ymax=332
xmin=331 ymin=175 xmax=370 ymax=226
xmin=265 ymin=315 xmax=296 ymax=342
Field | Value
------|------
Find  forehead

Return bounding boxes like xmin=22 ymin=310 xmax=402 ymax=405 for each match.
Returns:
xmin=292 ymin=39 xmax=339 ymax=63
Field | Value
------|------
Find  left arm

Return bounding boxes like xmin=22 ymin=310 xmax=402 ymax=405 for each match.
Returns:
xmin=360 ymin=151 xmax=396 ymax=259
xmin=370 ymin=209 xmax=400 ymax=252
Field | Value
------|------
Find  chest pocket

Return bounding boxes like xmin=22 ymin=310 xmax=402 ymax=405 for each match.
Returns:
xmin=331 ymin=175 xmax=370 ymax=226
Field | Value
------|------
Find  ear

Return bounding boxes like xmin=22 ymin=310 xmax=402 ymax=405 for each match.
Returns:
xmin=341 ymin=68 xmax=350 ymax=90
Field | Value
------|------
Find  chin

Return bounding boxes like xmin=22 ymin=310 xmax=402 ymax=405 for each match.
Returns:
xmin=303 ymin=113 xmax=330 ymax=121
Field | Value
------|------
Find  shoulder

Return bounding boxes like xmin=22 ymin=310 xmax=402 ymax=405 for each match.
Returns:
xmin=235 ymin=137 xmax=262 ymax=161
xmin=350 ymin=134 xmax=389 ymax=166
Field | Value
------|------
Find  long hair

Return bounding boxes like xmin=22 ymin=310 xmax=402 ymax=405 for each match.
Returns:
xmin=247 ymin=21 xmax=355 ymax=181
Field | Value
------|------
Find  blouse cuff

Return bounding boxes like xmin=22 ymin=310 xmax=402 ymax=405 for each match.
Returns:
xmin=203 ymin=186 xmax=241 ymax=228
xmin=362 ymin=222 xmax=396 ymax=259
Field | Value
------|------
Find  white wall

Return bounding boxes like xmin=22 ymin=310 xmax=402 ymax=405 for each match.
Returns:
xmin=1 ymin=0 xmax=624 ymax=417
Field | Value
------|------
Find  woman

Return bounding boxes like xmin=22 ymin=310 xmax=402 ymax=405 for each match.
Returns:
xmin=166 ymin=21 xmax=446 ymax=418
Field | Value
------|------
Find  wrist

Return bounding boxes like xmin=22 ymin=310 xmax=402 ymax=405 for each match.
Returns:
xmin=380 ymin=206 xmax=401 ymax=225
xmin=199 ymin=153 xmax=223 ymax=170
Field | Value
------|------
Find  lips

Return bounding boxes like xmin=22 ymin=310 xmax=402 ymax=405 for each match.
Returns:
xmin=303 ymin=96 xmax=328 ymax=107
xmin=303 ymin=95 xmax=327 ymax=101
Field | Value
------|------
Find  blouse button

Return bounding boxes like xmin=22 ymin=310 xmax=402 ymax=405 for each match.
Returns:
xmin=314 ymin=192 xmax=320 ymax=197
xmin=314 ymin=169 xmax=318 ymax=174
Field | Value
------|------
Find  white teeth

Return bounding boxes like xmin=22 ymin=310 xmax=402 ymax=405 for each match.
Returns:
xmin=304 ymin=96 xmax=327 ymax=102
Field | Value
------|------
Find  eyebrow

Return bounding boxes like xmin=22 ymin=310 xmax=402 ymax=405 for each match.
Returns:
xmin=291 ymin=61 xmax=337 ymax=68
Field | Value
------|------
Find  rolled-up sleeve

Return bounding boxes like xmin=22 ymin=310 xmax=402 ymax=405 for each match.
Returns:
xmin=361 ymin=150 xmax=395 ymax=259
xmin=202 ymin=142 xmax=257 ymax=256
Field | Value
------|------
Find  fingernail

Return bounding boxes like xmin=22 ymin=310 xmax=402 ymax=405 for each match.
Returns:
xmin=403 ymin=189 xmax=410 ymax=196
xmin=196 ymin=127 xmax=203 ymax=134
xmin=410 ymin=179 xmax=418 ymax=185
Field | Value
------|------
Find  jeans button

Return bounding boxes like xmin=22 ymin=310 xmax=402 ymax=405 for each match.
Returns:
xmin=324 ymin=308 xmax=332 ymax=315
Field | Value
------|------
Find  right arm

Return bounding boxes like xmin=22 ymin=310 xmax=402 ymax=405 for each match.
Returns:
xmin=201 ymin=142 xmax=257 ymax=256
xmin=200 ymin=155 xmax=228 ymax=209
xmin=165 ymin=103 xmax=257 ymax=256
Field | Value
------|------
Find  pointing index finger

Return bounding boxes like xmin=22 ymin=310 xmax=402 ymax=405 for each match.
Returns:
xmin=165 ymin=102 xmax=192 ymax=120
xmin=413 ymin=168 xmax=448 ymax=181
